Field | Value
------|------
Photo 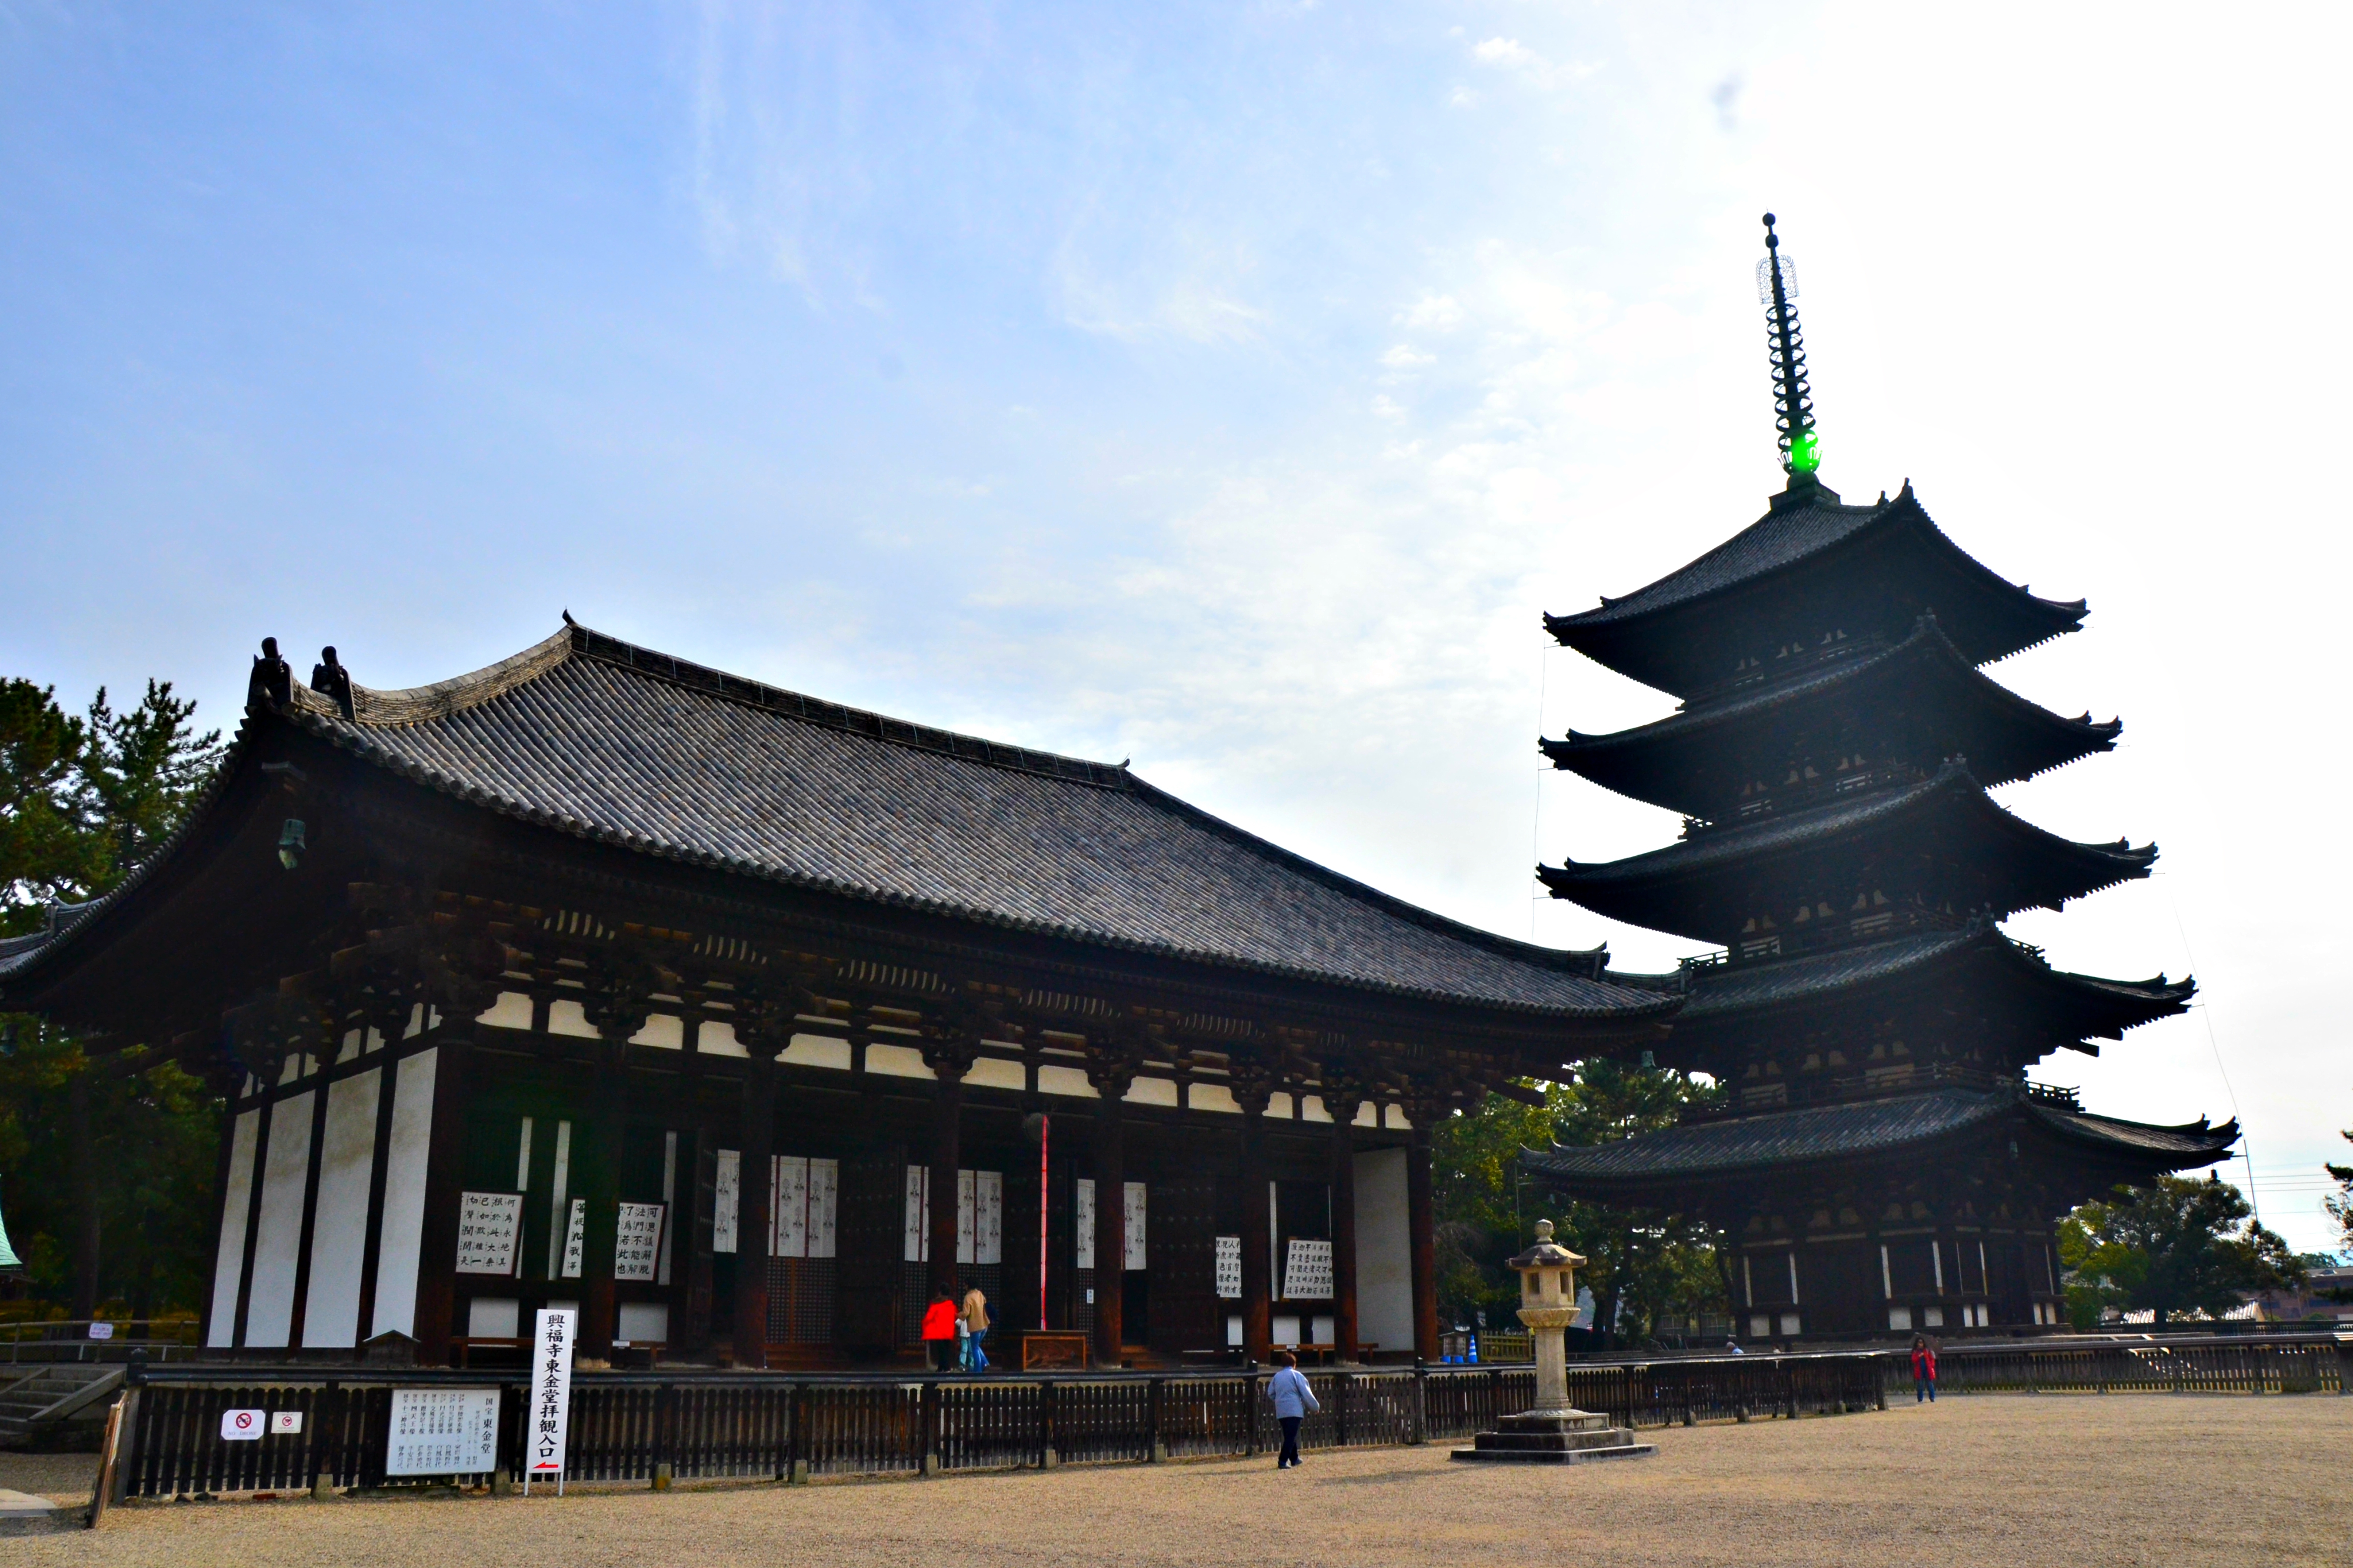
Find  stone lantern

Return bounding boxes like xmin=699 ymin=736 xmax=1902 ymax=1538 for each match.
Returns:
xmin=1452 ymin=1219 xmax=1654 ymax=1465
xmin=1512 ymin=1218 xmax=1584 ymax=1416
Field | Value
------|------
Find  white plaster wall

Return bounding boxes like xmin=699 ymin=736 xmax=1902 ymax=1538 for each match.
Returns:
xmin=1124 ymin=1076 xmax=1179 ymax=1107
xmin=629 ymin=1015 xmax=684 ymax=1049
xmin=370 ymin=1048 xmax=436 ymax=1339
xmin=206 ymin=1110 xmax=260 ymax=1347
xmin=1036 ymin=1064 xmax=1098 ymax=1099
xmin=1189 ymin=1083 xmax=1240 ymax=1113
xmin=301 ymin=1067 xmax=381 ymax=1348
xmin=244 ymin=1091 xmax=315 ymax=1347
xmin=476 ymin=992 xmax=534 ymax=1031
xmin=1354 ymin=1147 xmax=1413 ymax=1356
xmin=698 ymin=1020 xmax=750 ymax=1058
xmin=964 ymin=1056 xmax=1024 ymax=1091
xmin=778 ymin=1032 xmax=846 ymax=1067
xmin=865 ymin=1042 xmax=934 ymax=1079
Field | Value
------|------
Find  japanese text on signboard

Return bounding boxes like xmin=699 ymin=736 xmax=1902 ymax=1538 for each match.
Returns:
xmin=456 ymin=1191 xmax=523 ymax=1275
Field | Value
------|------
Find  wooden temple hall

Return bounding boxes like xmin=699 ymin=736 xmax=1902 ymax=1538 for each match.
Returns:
xmin=0 ymin=623 xmax=1678 ymax=1369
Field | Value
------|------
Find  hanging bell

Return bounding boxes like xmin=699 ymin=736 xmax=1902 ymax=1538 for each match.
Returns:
xmin=277 ymin=818 xmax=307 ymax=870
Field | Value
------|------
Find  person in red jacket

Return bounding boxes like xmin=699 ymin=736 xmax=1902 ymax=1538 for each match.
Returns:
xmin=1911 ymin=1336 xmax=1938 ymax=1403
xmin=922 ymin=1289 xmax=961 ymax=1372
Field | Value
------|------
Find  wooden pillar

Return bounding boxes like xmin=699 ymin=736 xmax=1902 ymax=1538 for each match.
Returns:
xmin=580 ymin=1040 xmax=625 ymax=1360
xmin=414 ymin=1034 xmax=474 ymax=1367
xmin=1407 ymin=1125 xmax=1439 ymax=1362
xmin=1329 ymin=1099 xmax=1359 ymax=1363
xmin=928 ymin=1066 xmax=966 ymax=1305
xmin=1235 ymin=1087 xmax=1272 ymax=1364
xmin=732 ymin=1057 xmax=775 ymax=1367
xmin=1093 ymin=1095 xmax=1126 ymax=1367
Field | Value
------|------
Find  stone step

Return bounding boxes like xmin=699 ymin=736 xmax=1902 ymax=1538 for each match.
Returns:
xmin=1451 ymin=1420 xmax=1659 ymax=1466
xmin=1471 ymin=1429 xmax=1643 ymax=1453
xmin=1495 ymin=1410 xmax=1612 ymax=1434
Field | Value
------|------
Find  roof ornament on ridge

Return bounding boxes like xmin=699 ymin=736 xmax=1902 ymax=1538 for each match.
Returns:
xmin=1758 ymin=212 xmax=1821 ymax=491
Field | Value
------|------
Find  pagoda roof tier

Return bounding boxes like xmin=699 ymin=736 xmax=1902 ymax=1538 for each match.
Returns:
xmin=1542 ymin=615 xmax=2119 ymax=819
xmin=1608 ymin=923 xmax=2194 ymax=1070
xmin=1520 ymin=1085 xmax=2235 ymax=1198
xmin=1543 ymin=482 xmax=2087 ymax=700
xmin=1 ymin=623 xmax=1679 ymax=1026
xmin=1537 ymin=762 xmax=2155 ymax=946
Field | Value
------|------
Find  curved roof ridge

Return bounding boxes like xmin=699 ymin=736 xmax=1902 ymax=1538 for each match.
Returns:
xmin=290 ymin=626 xmax=577 ymax=728
xmin=297 ymin=622 xmax=1134 ymax=789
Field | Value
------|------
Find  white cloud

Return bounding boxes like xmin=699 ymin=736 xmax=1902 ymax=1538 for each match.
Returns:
xmin=1380 ymin=344 xmax=1436 ymax=368
xmin=1398 ymin=292 xmax=1465 ymax=331
xmin=1470 ymin=35 xmax=1601 ymax=91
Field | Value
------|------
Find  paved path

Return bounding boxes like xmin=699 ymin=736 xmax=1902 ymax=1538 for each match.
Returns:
xmin=6 ymin=1395 xmax=2346 ymax=1566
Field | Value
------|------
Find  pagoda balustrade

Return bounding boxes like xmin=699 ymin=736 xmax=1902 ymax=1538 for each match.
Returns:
xmin=1679 ymin=1060 xmax=2041 ymax=1122
xmin=1715 ymin=760 xmax=1929 ymax=829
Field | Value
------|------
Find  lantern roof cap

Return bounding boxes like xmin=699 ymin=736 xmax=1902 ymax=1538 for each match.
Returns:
xmin=1508 ymin=1218 xmax=1587 ymax=1272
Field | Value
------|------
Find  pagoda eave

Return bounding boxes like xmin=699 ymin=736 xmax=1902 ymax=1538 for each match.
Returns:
xmin=1543 ymin=486 xmax=2090 ymax=700
xmin=1611 ymin=925 xmax=2196 ymax=1073
xmin=1539 ymin=765 xmax=2156 ymax=947
xmin=1520 ymin=1087 xmax=2236 ymax=1203
xmin=1541 ymin=615 xmax=2122 ymax=818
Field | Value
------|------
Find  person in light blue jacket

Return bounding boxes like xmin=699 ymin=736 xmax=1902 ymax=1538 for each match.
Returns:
xmin=1267 ymin=1349 xmax=1320 ymax=1469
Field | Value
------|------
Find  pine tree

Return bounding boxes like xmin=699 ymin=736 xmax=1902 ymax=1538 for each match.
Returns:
xmin=0 ymin=672 xmax=226 ymax=1317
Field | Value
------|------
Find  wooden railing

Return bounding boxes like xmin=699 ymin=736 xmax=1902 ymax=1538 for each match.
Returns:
xmin=111 ymin=1353 xmax=1892 ymax=1500
xmin=1918 ymin=1334 xmax=2353 ymax=1396
xmin=2 ymin=1320 xmax=201 ymax=1363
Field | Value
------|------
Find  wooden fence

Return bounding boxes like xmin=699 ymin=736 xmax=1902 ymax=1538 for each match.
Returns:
xmin=1916 ymin=1335 xmax=2353 ymax=1397
xmin=111 ymin=1353 xmax=1889 ymax=1499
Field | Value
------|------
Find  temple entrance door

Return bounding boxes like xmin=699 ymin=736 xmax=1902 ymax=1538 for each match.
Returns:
xmin=1149 ymin=1173 xmax=1218 ymax=1356
xmin=835 ymin=1144 xmax=905 ymax=1360
xmin=1122 ymin=1270 xmax=1149 ymax=1346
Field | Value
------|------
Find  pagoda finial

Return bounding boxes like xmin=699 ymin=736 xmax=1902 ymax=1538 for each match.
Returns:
xmin=1758 ymin=212 xmax=1821 ymax=485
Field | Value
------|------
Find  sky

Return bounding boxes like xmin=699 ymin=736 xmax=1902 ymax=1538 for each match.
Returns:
xmin=4 ymin=2 xmax=2348 ymax=1251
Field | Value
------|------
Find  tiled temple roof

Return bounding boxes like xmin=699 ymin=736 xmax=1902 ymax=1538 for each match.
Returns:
xmin=24 ymin=623 xmax=1671 ymax=1020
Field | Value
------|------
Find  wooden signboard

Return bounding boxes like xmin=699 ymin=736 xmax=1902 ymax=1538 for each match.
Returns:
xmin=455 ymin=1192 xmax=522 ymax=1276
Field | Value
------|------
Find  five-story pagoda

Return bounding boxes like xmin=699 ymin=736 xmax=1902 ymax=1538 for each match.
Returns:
xmin=1523 ymin=216 xmax=2238 ymax=1343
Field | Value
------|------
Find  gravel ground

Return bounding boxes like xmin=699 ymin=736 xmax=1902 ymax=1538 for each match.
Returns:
xmin=5 ymin=1394 xmax=2346 ymax=1566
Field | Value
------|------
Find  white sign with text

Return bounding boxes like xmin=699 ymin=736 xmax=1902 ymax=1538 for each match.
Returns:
xmin=385 ymin=1388 xmax=500 ymax=1477
xmin=526 ymin=1307 xmax=575 ymax=1493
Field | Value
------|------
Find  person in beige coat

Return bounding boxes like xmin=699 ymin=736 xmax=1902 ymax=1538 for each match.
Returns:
xmin=961 ymin=1286 xmax=991 ymax=1373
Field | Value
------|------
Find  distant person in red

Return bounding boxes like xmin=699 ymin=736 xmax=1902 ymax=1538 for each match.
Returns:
xmin=1911 ymin=1336 xmax=1937 ymax=1403
xmin=922 ymin=1289 xmax=961 ymax=1372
